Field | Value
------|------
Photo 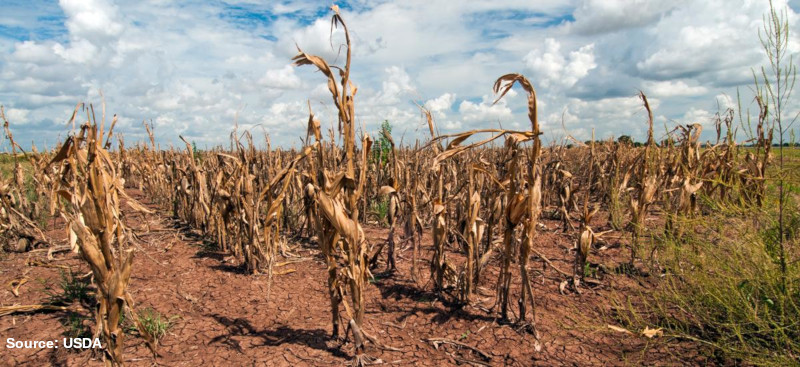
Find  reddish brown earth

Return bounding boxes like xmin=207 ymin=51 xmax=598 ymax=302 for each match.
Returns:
xmin=1 ymin=189 xmax=708 ymax=366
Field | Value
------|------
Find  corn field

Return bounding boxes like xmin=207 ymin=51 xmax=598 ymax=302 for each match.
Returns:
xmin=2 ymin=5 xmax=798 ymax=367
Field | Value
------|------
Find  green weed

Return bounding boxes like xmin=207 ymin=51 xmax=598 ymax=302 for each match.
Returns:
xmin=61 ymin=313 xmax=91 ymax=339
xmin=46 ymin=270 xmax=93 ymax=306
xmin=136 ymin=307 xmax=177 ymax=345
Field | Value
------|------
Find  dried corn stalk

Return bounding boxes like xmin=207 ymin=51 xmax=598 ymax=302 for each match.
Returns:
xmin=494 ymin=74 xmax=542 ymax=336
xmin=50 ymin=104 xmax=154 ymax=366
xmin=575 ymin=133 xmax=601 ymax=286
xmin=294 ymin=6 xmax=378 ymax=361
xmin=628 ymin=92 xmax=660 ymax=264
xmin=369 ymin=125 xmax=401 ymax=271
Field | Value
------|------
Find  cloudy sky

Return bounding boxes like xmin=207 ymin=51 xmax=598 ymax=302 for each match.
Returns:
xmin=1 ymin=0 xmax=799 ymax=150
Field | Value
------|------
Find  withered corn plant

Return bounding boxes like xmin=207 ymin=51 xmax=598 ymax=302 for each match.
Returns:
xmin=293 ymin=6 xmax=384 ymax=362
xmin=574 ymin=133 xmax=600 ymax=287
xmin=50 ymin=104 xmax=155 ymax=366
xmin=494 ymin=74 xmax=542 ymax=336
xmin=401 ymin=152 xmax=424 ymax=282
xmin=628 ymin=92 xmax=660 ymax=265
xmin=457 ymin=164 xmax=481 ymax=303
xmin=1 ymin=108 xmax=50 ymax=252
xmin=2 ymin=108 xmax=34 ymax=219
xmin=370 ymin=125 xmax=401 ymax=272
xmin=702 ymin=109 xmax=739 ymax=203
xmin=556 ymin=166 xmax=576 ymax=231
xmin=601 ymin=139 xmax=633 ymax=231
xmin=662 ymin=123 xmax=704 ymax=240
xmin=421 ymin=106 xmax=455 ymax=293
xmin=740 ymin=94 xmax=773 ymax=207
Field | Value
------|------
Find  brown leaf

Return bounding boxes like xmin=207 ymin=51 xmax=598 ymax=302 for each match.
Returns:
xmin=48 ymin=136 xmax=74 ymax=165
xmin=314 ymin=190 xmax=362 ymax=246
xmin=433 ymin=201 xmax=445 ymax=215
xmin=641 ymin=326 xmax=663 ymax=338
xmin=379 ymin=185 xmax=396 ymax=196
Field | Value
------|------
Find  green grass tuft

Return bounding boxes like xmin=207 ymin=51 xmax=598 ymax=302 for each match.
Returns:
xmin=136 ymin=307 xmax=177 ymax=345
xmin=46 ymin=270 xmax=93 ymax=306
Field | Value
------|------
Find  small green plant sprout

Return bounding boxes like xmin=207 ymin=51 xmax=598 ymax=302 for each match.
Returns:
xmin=46 ymin=270 xmax=92 ymax=306
xmin=370 ymin=198 xmax=390 ymax=226
xmin=61 ymin=313 xmax=92 ymax=339
xmin=136 ymin=307 xmax=177 ymax=346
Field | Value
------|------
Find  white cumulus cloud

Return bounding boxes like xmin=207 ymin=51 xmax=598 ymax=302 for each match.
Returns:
xmin=259 ymin=65 xmax=302 ymax=90
xmin=642 ymin=80 xmax=708 ymax=97
xmin=524 ymin=39 xmax=597 ymax=89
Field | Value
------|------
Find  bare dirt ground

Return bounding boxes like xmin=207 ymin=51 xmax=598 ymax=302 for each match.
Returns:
xmin=1 ymin=189 xmax=708 ymax=366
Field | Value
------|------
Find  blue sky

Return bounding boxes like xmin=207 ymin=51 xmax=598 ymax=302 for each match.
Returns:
xmin=1 ymin=0 xmax=799 ymax=150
